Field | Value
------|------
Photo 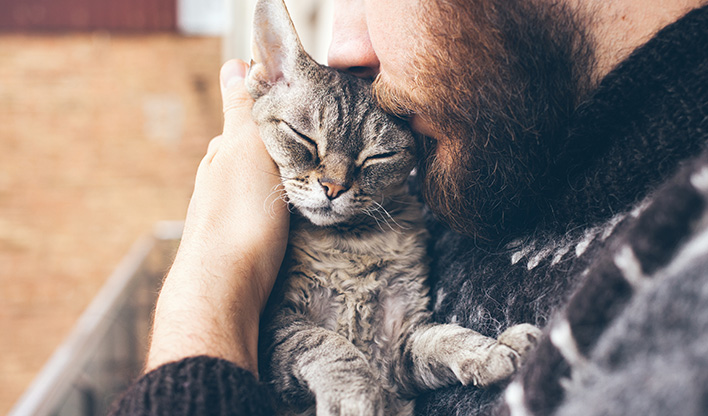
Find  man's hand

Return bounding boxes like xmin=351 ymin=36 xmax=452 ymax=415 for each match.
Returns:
xmin=145 ymin=59 xmax=290 ymax=376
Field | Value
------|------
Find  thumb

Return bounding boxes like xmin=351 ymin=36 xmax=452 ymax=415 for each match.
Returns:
xmin=220 ymin=59 xmax=255 ymax=137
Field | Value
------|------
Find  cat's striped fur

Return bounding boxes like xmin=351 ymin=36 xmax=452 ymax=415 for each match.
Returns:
xmin=244 ymin=0 xmax=541 ymax=414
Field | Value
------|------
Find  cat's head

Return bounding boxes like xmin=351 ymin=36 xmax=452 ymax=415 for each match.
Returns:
xmin=245 ymin=0 xmax=417 ymax=227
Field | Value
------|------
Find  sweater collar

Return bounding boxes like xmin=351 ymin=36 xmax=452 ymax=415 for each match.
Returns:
xmin=545 ymin=4 xmax=708 ymax=231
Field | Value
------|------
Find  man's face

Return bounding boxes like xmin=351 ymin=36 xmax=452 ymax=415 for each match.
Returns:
xmin=329 ymin=0 xmax=436 ymax=135
xmin=329 ymin=0 xmax=593 ymax=242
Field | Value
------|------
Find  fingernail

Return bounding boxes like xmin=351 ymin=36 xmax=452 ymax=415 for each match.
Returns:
xmin=221 ymin=60 xmax=247 ymax=90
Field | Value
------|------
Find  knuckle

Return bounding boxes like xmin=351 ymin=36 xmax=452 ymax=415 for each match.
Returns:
xmin=207 ymin=135 xmax=223 ymax=151
xmin=200 ymin=135 xmax=223 ymax=165
xmin=222 ymin=88 xmax=254 ymax=114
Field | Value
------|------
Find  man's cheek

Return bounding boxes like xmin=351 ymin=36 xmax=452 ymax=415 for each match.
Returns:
xmin=410 ymin=115 xmax=441 ymax=141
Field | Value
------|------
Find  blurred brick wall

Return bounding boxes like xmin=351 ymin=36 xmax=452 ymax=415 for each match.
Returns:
xmin=0 ymin=0 xmax=177 ymax=32
xmin=0 ymin=34 xmax=222 ymax=413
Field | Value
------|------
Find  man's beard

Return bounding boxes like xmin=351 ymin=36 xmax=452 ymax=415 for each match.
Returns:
xmin=372 ymin=0 xmax=595 ymax=245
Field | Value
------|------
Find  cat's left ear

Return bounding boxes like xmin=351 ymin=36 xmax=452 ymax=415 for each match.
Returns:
xmin=246 ymin=0 xmax=307 ymax=97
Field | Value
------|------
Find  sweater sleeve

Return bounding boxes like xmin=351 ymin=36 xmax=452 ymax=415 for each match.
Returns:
xmin=108 ymin=356 xmax=274 ymax=416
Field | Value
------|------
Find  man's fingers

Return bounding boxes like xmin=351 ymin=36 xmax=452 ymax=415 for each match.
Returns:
xmin=203 ymin=135 xmax=223 ymax=165
xmin=221 ymin=59 xmax=253 ymax=118
xmin=218 ymin=59 xmax=273 ymax=175
xmin=221 ymin=59 xmax=258 ymax=143
xmin=212 ymin=60 xmax=280 ymax=192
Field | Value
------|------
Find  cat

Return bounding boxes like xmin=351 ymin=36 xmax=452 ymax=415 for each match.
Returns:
xmin=244 ymin=0 xmax=542 ymax=414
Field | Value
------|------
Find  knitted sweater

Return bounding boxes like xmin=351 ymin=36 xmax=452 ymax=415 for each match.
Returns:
xmin=419 ymin=5 xmax=708 ymax=415
xmin=110 ymin=6 xmax=708 ymax=416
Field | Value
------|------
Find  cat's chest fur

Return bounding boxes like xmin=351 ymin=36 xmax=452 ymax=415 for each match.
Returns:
xmin=279 ymin=193 xmax=431 ymax=363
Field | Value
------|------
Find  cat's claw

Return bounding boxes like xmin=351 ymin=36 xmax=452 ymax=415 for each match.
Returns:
xmin=458 ymin=323 xmax=541 ymax=388
xmin=498 ymin=323 xmax=542 ymax=357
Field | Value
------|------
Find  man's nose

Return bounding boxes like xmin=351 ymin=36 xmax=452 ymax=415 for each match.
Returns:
xmin=327 ymin=0 xmax=380 ymax=79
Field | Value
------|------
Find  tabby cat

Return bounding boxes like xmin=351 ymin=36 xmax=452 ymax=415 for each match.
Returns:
xmin=244 ymin=0 xmax=541 ymax=414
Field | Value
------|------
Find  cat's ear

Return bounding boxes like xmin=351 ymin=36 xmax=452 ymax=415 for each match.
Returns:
xmin=247 ymin=0 xmax=306 ymax=97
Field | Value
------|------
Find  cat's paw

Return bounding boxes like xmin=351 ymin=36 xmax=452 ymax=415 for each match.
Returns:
xmin=497 ymin=323 xmax=542 ymax=358
xmin=458 ymin=323 xmax=541 ymax=388
xmin=315 ymin=385 xmax=384 ymax=416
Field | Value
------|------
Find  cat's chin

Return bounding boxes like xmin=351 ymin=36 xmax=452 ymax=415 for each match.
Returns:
xmin=297 ymin=207 xmax=349 ymax=227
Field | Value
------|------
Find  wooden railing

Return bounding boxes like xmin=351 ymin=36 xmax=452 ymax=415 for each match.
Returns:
xmin=8 ymin=222 xmax=183 ymax=416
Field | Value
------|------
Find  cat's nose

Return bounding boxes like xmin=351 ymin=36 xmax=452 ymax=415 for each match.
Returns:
xmin=319 ymin=179 xmax=348 ymax=200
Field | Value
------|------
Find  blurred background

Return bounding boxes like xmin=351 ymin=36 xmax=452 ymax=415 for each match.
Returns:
xmin=0 ymin=0 xmax=331 ymax=413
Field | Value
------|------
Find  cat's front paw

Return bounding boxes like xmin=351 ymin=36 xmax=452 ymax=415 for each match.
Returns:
xmin=458 ymin=323 xmax=541 ymax=388
xmin=315 ymin=385 xmax=384 ymax=416
xmin=497 ymin=323 xmax=542 ymax=358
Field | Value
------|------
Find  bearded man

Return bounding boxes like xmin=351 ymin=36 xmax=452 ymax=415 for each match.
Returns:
xmin=111 ymin=0 xmax=708 ymax=415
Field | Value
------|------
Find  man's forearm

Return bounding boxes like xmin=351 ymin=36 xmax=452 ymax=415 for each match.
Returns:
xmin=145 ymin=253 xmax=262 ymax=375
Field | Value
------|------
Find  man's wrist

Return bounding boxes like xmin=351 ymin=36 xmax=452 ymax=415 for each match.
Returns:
xmin=145 ymin=255 xmax=263 ymax=375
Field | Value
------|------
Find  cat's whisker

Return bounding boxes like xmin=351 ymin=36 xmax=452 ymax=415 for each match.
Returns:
xmin=256 ymin=167 xmax=291 ymax=182
xmin=259 ymin=168 xmax=303 ymax=185
xmin=386 ymin=195 xmax=419 ymax=206
xmin=264 ymin=184 xmax=291 ymax=217
xmin=372 ymin=200 xmax=409 ymax=232
xmin=278 ymin=194 xmax=296 ymax=214
xmin=366 ymin=203 xmax=400 ymax=234
xmin=363 ymin=207 xmax=387 ymax=233
xmin=275 ymin=196 xmax=295 ymax=214
xmin=268 ymin=183 xmax=289 ymax=200
xmin=373 ymin=207 xmax=397 ymax=232
xmin=362 ymin=205 xmax=386 ymax=230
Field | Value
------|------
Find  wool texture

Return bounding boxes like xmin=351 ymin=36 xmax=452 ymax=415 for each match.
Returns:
xmin=418 ymin=5 xmax=708 ymax=415
xmin=108 ymin=356 xmax=274 ymax=416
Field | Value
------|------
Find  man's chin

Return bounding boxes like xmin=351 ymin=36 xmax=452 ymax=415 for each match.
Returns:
xmin=417 ymin=142 xmax=526 ymax=245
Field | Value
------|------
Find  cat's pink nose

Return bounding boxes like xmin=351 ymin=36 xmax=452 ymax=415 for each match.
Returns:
xmin=319 ymin=179 xmax=348 ymax=200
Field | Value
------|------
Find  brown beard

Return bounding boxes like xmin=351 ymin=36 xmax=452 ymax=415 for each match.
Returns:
xmin=372 ymin=0 xmax=595 ymax=245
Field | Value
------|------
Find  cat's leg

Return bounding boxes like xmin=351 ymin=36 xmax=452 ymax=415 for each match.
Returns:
xmin=266 ymin=315 xmax=384 ymax=416
xmin=398 ymin=323 xmax=541 ymax=392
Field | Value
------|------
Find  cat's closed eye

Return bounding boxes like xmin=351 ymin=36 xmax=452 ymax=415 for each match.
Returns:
xmin=280 ymin=121 xmax=319 ymax=159
xmin=360 ymin=151 xmax=401 ymax=168
xmin=363 ymin=151 xmax=397 ymax=164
